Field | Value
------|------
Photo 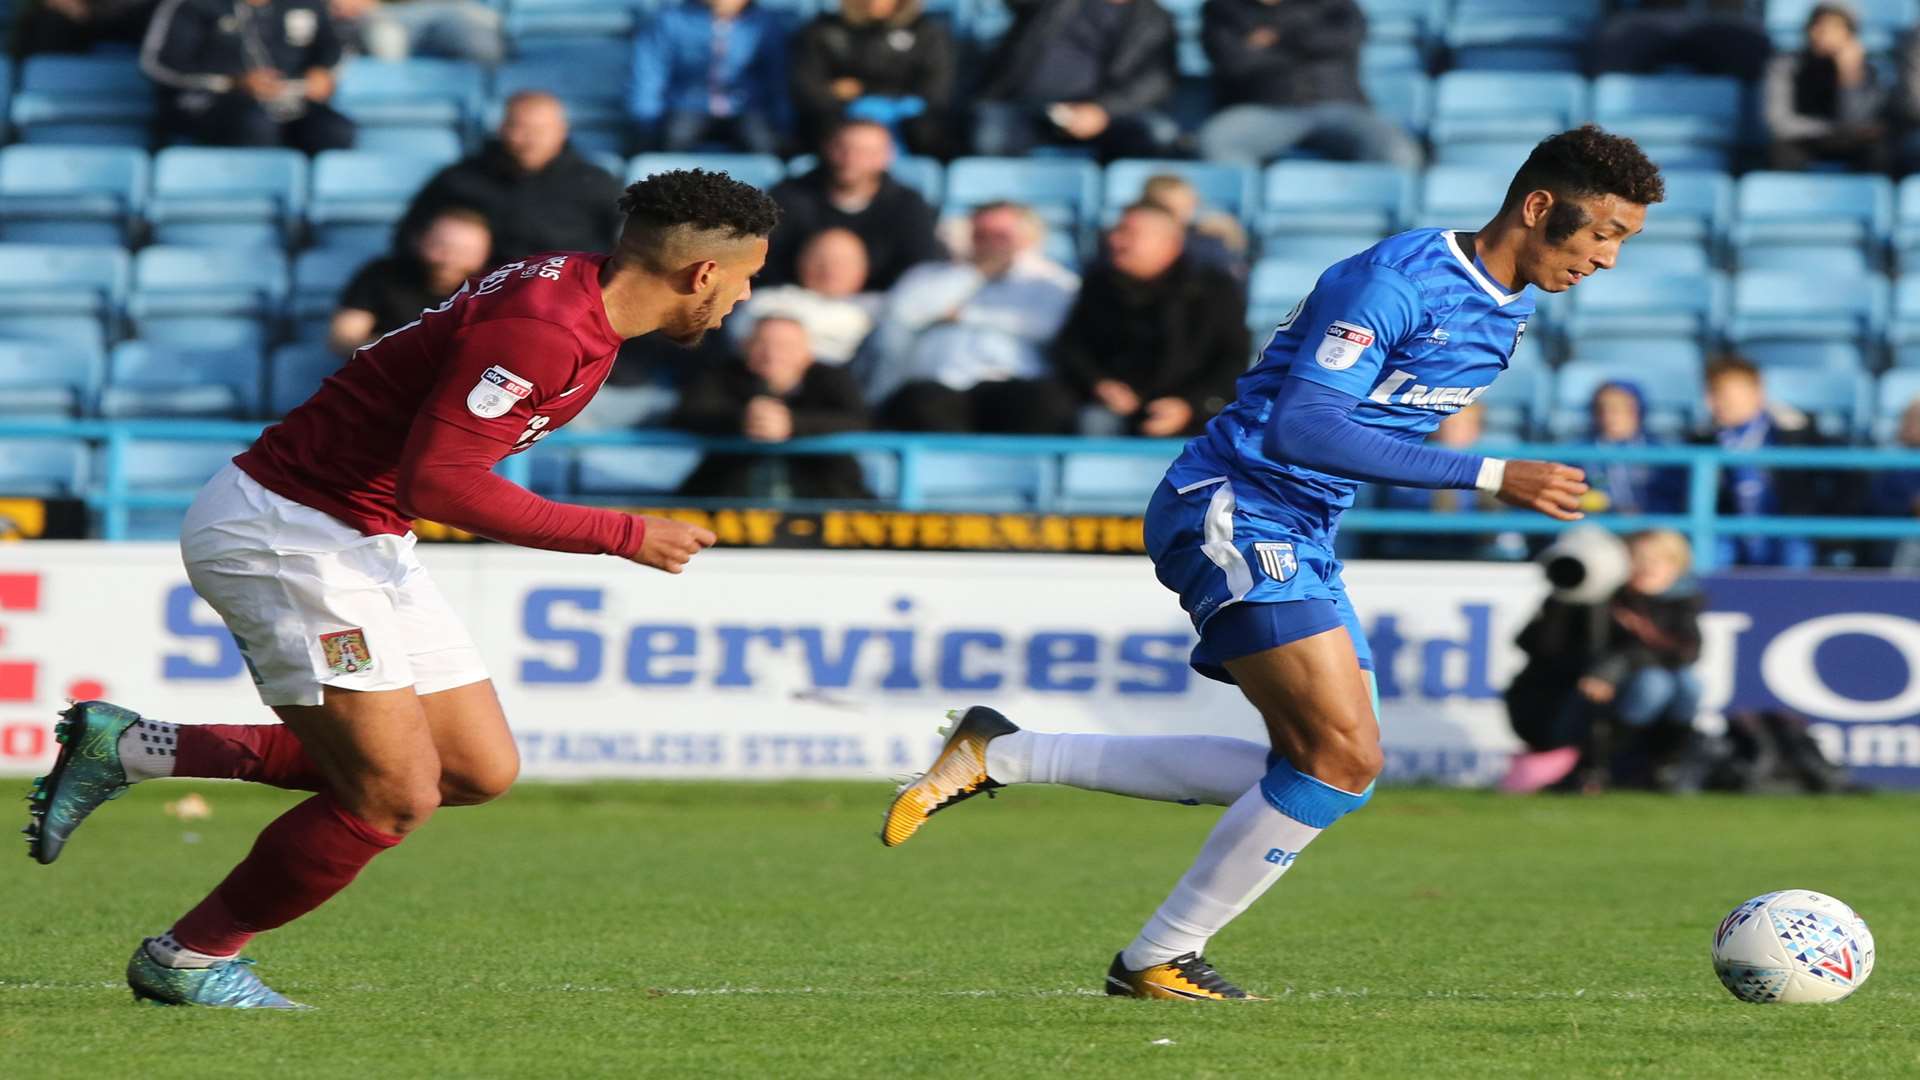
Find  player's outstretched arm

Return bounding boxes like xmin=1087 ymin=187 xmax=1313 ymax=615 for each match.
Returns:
xmin=1264 ymin=375 xmax=1587 ymax=518
xmin=629 ymin=517 xmax=717 ymax=574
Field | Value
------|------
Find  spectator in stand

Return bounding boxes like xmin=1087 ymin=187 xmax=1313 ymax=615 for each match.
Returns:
xmin=1872 ymin=396 xmax=1920 ymax=569
xmin=1764 ymin=1 xmax=1890 ymax=172
xmin=142 ymin=0 xmax=357 ymax=154
xmin=869 ymin=201 xmax=1081 ymax=433
xmin=397 ymin=91 xmax=624 ymax=263
xmin=1053 ymin=203 xmax=1247 ymax=437
xmin=792 ymin=0 xmax=954 ymax=158
xmin=728 ymin=228 xmax=878 ymax=365
xmin=330 ymin=0 xmax=503 ymax=64
xmin=674 ymin=316 xmax=873 ymax=499
xmin=766 ymin=120 xmax=944 ymax=290
xmin=1196 ymin=0 xmax=1421 ymax=169
xmin=1590 ymin=0 xmax=1771 ymax=82
xmin=19 ymin=0 xmax=158 ymax=55
xmin=1689 ymin=355 xmax=1843 ymax=569
xmin=1138 ymin=173 xmax=1247 ymax=281
xmin=628 ymin=0 xmax=791 ymax=155
xmin=1576 ymin=529 xmax=1707 ymax=757
xmin=971 ymin=0 xmax=1180 ymax=161
xmin=1581 ymin=380 xmax=1686 ymax=516
xmin=328 ymin=207 xmax=491 ymax=355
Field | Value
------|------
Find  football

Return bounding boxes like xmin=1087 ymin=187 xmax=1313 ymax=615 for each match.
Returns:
xmin=1712 ymin=890 xmax=1876 ymax=1004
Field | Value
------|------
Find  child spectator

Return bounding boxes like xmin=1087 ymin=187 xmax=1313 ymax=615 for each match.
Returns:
xmin=1582 ymin=380 xmax=1686 ymax=516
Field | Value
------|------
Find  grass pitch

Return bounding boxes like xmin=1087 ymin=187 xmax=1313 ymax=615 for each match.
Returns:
xmin=2 ymin=781 xmax=1915 ymax=1079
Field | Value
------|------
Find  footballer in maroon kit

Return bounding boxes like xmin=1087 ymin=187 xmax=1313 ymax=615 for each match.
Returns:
xmin=24 ymin=170 xmax=780 ymax=1008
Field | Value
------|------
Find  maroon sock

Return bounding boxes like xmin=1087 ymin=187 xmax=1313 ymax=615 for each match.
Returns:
xmin=175 ymin=724 xmax=325 ymax=791
xmin=170 ymin=793 xmax=403 ymax=957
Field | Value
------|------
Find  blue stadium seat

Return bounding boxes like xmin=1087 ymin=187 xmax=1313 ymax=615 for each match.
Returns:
xmin=1891 ymin=276 xmax=1920 ymax=346
xmin=0 ymin=315 xmax=107 ymax=354
xmin=1550 ymin=354 xmax=1704 ymax=439
xmin=943 ymin=157 xmax=1102 ymax=230
xmin=911 ymin=451 xmax=1052 ymax=510
xmin=0 ymin=145 xmax=148 ymax=245
xmin=1875 ymin=368 xmax=1920 ymax=441
xmin=1417 ymin=165 xmax=1508 ymax=229
xmin=1764 ymin=0 xmax=1915 ymax=52
xmin=1896 ymin=346 xmax=1920 ymax=368
xmin=1259 ymin=162 xmax=1411 ymax=241
xmin=628 ymin=153 xmax=787 ymax=192
xmin=1260 ymin=232 xmax=1387 ymax=265
xmin=11 ymin=56 xmax=152 ymax=145
xmin=1565 ymin=271 xmax=1725 ymax=342
xmin=1476 ymin=356 xmax=1549 ymax=439
xmin=1641 ymin=169 xmax=1732 ymax=247
xmin=350 ymin=124 xmax=466 ymax=160
xmin=1620 ymin=239 xmax=1712 ymax=275
xmin=1431 ymin=140 xmax=1541 ymax=170
xmin=504 ymin=0 xmax=645 ymax=40
xmin=334 ymin=58 xmax=484 ymax=130
xmin=523 ymin=445 xmax=574 ymax=497
xmin=1731 ymin=172 xmax=1893 ymax=253
xmin=1105 ymin=160 xmax=1257 ymax=223
xmin=1360 ymin=41 xmax=1425 ymax=73
xmin=1894 ymin=175 xmax=1920 ymax=269
xmin=130 ymin=246 xmax=289 ymax=344
xmin=268 ymin=343 xmax=344 ymax=416
xmin=1058 ymin=453 xmax=1175 ymax=513
xmin=0 ymin=244 xmax=128 ymax=320
xmin=1763 ymin=367 xmax=1873 ymax=440
xmin=1728 ymin=271 xmax=1889 ymax=349
xmin=1736 ymin=342 xmax=1868 ymax=376
xmin=0 ymin=438 xmax=88 ymax=496
xmin=117 ymin=440 xmax=251 ymax=490
xmin=0 ymin=341 xmax=102 ymax=418
xmin=1738 ymin=245 xmax=1871 ymax=275
xmin=575 ymin=446 xmax=704 ymax=495
xmin=1430 ymin=72 xmax=1587 ymax=146
xmin=148 ymin=148 xmax=308 ymax=248
xmin=1357 ymin=0 xmax=1446 ymax=44
xmin=1591 ymin=75 xmax=1745 ymax=153
xmin=1361 ymin=69 xmax=1432 ymax=139
xmin=1247 ymin=258 xmax=1323 ymax=329
xmin=102 ymin=342 xmax=263 ymax=418
xmin=291 ymin=247 xmax=372 ymax=338
xmin=309 ymin=151 xmax=455 ymax=250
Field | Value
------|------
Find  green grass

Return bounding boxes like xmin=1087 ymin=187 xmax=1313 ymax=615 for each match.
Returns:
xmin=3 ymin=782 xmax=1916 ymax=1079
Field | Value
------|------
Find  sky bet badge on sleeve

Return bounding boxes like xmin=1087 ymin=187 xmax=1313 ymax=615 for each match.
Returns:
xmin=320 ymin=628 xmax=375 ymax=675
xmin=1316 ymin=322 xmax=1374 ymax=370
xmin=467 ymin=365 xmax=533 ymax=419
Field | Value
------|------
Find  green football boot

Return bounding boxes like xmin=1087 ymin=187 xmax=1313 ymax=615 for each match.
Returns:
xmin=23 ymin=700 xmax=143 ymax=865
xmin=127 ymin=944 xmax=309 ymax=1010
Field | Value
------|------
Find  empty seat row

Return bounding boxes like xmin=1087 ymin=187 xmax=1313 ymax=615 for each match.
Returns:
xmin=0 ymin=341 xmax=341 ymax=421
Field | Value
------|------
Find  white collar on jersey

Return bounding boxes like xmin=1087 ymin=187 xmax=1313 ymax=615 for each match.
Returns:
xmin=1444 ymin=230 xmax=1526 ymax=307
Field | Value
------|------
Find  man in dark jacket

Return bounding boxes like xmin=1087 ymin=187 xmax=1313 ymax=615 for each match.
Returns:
xmin=142 ymin=0 xmax=356 ymax=153
xmin=791 ymin=0 xmax=955 ymax=157
xmin=1053 ymin=203 xmax=1247 ymax=437
xmin=1195 ymin=0 xmax=1419 ymax=167
xmin=396 ymin=91 xmax=624 ymax=263
xmin=765 ymin=120 xmax=944 ymax=291
xmin=1688 ymin=355 xmax=1857 ymax=568
xmin=971 ymin=0 xmax=1180 ymax=161
xmin=674 ymin=316 xmax=873 ymax=499
xmin=1764 ymin=1 xmax=1889 ymax=171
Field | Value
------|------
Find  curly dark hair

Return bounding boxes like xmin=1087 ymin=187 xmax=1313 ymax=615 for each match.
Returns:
xmin=617 ymin=168 xmax=781 ymax=239
xmin=1503 ymin=125 xmax=1665 ymax=242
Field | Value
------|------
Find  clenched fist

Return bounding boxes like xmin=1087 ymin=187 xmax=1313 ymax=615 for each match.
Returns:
xmin=630 ymin=516 xmax=717 ymax=574
xmin=1495 ymin=460 xmax=1588 ymax=521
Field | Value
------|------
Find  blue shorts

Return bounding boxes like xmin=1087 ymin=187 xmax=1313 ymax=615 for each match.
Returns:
xmin=1143 ymin=477 xmax=1372 ymax=685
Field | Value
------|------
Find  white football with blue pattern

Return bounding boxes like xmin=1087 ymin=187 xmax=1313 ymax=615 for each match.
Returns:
xmin=1712 ymin=889 xmax=1875 ymax=1004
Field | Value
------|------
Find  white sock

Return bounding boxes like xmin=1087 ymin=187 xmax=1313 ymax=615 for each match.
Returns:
xmin=984 ymin=731 xmax=1269 ymax=806
xmin=1120 ymin=783 xmax=1324 ymax=970
xmin=117 ymin=718 xmax=180 ymax=782
xmin=143 ymin=932 xmax=235 ymax=970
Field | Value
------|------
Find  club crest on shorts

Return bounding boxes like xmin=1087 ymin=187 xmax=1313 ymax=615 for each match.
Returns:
xmin=467 ymin=365 xmax=533 ymax=419
xmin=319 ymin=628 xmax=375 ymax=676
xmin=1253 ymin=542 xmax=1297 ymax=582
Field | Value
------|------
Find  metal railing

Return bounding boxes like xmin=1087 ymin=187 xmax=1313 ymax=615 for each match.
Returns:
xmin=5 ymin=419 xmax=1919 ymax=569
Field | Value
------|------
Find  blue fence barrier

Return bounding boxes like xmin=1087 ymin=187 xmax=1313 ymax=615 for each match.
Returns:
xmin=3 ymin=419 xmax=1918 ymax=568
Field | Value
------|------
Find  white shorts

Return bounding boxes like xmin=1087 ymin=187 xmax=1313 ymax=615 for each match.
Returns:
xmin=180 ymin=463 xmax=490 ymax=707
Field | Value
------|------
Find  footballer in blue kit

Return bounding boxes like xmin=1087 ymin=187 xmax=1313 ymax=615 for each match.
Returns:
xmin=884 ymin=127 xmax=1665 ymax=1000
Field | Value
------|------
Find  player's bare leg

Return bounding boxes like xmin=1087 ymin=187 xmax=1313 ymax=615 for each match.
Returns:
xmin=126 ymin=686 xmax=440 ymax=1008
xmin=1107 ymin=627 xmax=1380 ymax=1001
xmin=421 ymin=679 xmax=519 ymax=806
